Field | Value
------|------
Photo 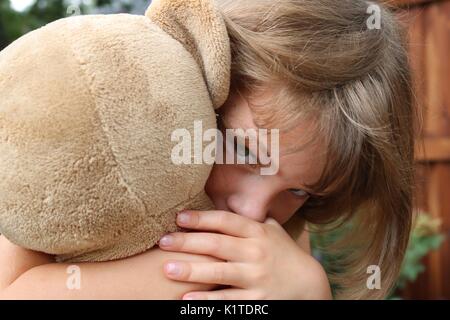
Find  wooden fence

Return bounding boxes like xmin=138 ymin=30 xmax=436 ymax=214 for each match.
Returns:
xmin=394 ymin=0 xmax=450 ymax=299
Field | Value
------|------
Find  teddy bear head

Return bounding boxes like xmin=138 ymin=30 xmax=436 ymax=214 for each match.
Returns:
xmin=0 ymin=0 xmax=230 ymax=262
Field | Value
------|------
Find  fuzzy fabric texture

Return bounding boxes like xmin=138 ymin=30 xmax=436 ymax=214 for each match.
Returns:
xmin=0 ymin=0 xmax=231 ymax=262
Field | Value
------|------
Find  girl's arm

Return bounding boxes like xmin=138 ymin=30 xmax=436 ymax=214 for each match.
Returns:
xmin=0 ymin=215 xmax=312 ymax=299
xmin=0 ymin=236 xmax=219 ymax=299
xmin=0 ymin=236 xmax=54 ymax=289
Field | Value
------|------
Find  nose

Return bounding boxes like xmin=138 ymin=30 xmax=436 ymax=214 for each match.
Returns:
xmin=225 ymin=182 xmax=274 ymax=222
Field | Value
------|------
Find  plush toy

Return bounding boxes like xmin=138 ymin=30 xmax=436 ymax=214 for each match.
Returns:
xmin=0 ymin=0 xmax=231 ymax=262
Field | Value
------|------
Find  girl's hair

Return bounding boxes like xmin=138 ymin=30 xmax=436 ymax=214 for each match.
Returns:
xmin=215 ymin=0 xmax=421 ymax=299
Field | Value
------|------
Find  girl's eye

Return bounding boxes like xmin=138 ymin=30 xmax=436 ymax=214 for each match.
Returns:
xmin=234 ymin=138 xmax=258 ymax=164
xmin=288 ymin=188 xmax=309 ymax=198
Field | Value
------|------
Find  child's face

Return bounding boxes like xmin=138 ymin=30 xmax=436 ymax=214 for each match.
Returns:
xmin=205 ymin=90 xmax=327 ymax=225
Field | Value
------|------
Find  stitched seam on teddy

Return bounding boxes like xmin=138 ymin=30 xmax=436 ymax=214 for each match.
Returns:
xmin=65 ymin=34 xmax=150 ymax=223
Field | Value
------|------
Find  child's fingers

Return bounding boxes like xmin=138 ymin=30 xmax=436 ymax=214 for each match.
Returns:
xmin=158 ymin=232 xmax=250 ymax=262
xmin=163 ymin=260 xmax=252 ymax=287
xmin=176 ymin=210 xmax=267 ymax=239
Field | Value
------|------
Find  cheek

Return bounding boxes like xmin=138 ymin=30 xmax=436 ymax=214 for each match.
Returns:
xmin=205 ymin=164 xmax=244 ymax=199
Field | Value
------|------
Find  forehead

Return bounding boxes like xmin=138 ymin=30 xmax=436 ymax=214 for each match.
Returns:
xmin=220 ymin=90 xmax=327 ymax=186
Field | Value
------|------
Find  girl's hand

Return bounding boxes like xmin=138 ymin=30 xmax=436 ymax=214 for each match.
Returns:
xmin=157 ymin=210 xmax=332 ymax=300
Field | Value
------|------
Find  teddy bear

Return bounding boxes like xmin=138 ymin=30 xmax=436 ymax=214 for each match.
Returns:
xmin=0 ymin=0 xmax=231 ymax=262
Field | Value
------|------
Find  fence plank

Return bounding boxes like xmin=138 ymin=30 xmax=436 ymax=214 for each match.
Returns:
xmin=397 ymin=0 xmax=450 ymax=299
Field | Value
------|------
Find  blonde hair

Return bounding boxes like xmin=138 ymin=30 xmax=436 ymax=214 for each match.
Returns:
xmin=215 ymin=0 xmax=421 ymax=299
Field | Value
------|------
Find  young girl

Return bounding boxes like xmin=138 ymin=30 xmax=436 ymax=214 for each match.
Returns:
xmin=0 ymin=0 xmax=418 ymax=300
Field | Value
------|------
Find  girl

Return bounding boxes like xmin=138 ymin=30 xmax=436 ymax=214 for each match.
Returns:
xmin=0 ymin=0 xmax=419 ymax=300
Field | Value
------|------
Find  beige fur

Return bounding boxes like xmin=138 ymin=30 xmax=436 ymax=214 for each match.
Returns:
xmin=0 ymin=0 xmax=231 ymax=262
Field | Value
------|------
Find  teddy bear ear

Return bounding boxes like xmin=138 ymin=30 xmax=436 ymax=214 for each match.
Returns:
xmin=146 ymin=0 xmax=231 ymax=109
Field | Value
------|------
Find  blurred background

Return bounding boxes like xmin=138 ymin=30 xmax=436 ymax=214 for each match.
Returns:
xmin=0 ymin=0 xmax=448 ymax=299
xmin=0 ymin=0 xmax=151 ymax=50
xmin=396 ymin=0 xmax=450 ymax=300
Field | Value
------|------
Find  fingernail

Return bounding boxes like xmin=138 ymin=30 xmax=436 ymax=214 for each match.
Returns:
xmin=159 ymin=235 xmax=173 ymax=246
xmin=183 ymin=294 xmax=195 ymax=300
xmin=165 ymin=262 xmax=182 ymax=276
xmin=177 ymin=212 xmax=191 ymax=225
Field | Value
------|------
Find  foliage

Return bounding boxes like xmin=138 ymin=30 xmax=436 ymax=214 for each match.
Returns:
xmin=0 ymin=0 xmax=149 ymax=50
xmin=393 ymin=212 xmax=444 ymax=293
